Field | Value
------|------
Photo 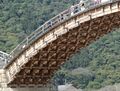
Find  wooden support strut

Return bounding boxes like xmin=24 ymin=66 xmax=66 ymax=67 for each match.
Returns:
xmin=5 ymin=1 xmax=120 ymax=86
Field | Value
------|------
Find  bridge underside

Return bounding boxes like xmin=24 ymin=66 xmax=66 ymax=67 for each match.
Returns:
xmin=8 ymin=12 xmax=120 ymax=87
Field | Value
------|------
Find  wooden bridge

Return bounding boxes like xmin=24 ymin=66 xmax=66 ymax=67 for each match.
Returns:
xmin=0 ymin=0 xmax=120 ymax=88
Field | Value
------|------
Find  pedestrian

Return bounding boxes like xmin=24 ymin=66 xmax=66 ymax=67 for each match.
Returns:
xmin=79 ymin=0 xmax=85 ymax=11
xmin=70 ymin=3 xmax=75 ymax=16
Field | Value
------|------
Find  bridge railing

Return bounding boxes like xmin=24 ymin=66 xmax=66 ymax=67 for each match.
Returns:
xmin=0 ymin=51 xmax=10 ymax=68
xmin=7 ymin=0 xmax=119 ymax=62
xmin=4 ymin=0 xmax=120 ymax=85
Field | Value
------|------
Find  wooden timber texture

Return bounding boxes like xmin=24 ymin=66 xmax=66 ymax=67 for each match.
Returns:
xmin=8 ymin=11 xmax=120 ymax=87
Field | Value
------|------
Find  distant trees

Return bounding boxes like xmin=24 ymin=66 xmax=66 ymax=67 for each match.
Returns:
xmin=0 ymin=0 xmax=78 ymax=53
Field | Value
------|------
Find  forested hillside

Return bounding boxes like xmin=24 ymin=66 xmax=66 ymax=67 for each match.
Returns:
xmin=0 ymin=0 xmax=78 ymax=52
xmin=0 ymin=0 xmax=120 ymax=90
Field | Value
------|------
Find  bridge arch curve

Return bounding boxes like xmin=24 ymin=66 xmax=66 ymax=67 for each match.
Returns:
xmin=4 ymin=0 xmax=120 ymax=87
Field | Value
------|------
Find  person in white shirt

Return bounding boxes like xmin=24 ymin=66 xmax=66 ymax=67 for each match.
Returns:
xmin=70 ymin=3 xmax=75 ymax=16
xmin=79 ymin=0 xmax=85 ymax=11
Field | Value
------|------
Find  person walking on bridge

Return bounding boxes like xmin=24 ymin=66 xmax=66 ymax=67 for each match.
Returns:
xmin=79 ymin=0 xmax=85 ymax=11
xmin=70 ymin=3 xmax=75 ymax=16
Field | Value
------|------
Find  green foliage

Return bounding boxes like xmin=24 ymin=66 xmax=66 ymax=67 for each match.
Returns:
xmin=0 ymin=0 xmax=78 ymax=53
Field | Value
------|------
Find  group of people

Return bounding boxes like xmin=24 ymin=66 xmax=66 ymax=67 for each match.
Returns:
xmin=70 ymin=0 xmax=112 ymax=16
xmin=70 ymin=0 xmax=85 ymax=16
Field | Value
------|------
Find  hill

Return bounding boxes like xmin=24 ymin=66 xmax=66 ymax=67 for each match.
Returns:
xmin=0 ymin=0 xmax=78 ymax=52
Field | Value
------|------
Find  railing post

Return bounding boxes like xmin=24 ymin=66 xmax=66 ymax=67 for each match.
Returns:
xmin=27 ymin=37 xmax=29 ymax=46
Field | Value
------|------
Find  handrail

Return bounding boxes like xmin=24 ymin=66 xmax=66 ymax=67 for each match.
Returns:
xmin=7 ymin=0 xmax=119 ymax=63
xmin=0 ymin=51 xmax=9 ymax=56
xmin=0 ymin=51 xmax=10 ymax=66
